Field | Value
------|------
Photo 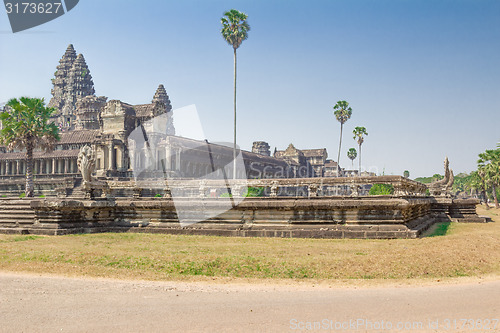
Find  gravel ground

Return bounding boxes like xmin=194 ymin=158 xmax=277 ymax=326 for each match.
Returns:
xmin=0 ymin=272 xmax=498 ymax=332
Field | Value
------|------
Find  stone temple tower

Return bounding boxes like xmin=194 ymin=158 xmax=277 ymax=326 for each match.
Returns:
xmin=252 ymin=141 xmax=271 ymax=156
xmin=48 ymin=44 xmax=95 ymax=129
xmin=49 ymin=44 xmax=77 ymax=111
xmin=152 ymin=84 xmax=175 ymax=135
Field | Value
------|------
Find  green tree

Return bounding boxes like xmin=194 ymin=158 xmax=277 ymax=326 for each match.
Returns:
xmin=403 ymin=170 xmax=410 ymax=178
xmin=347 ymin=148 xmax=357 ymax=169
xmin=333 ymin=100 xmax=352 ymax=174
xmin=478 ymin=149 xmax=500 ymax=208
xmin=0 ymin=97 xmax=60 ymax=197
xmin=466 ymin=171 xmax=483 ymax=198
xmin=221 ymin=9 xmax=250 ymax=179
xmin=352 ymin=126 xmax=368 ymax=174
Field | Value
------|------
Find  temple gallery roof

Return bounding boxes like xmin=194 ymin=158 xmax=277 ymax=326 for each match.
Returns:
xmin=0 ymin=149 xmax=80 ymax=161
xmin=58 ymin=130 xmax=101 ymax=144
xmin=274 ymin=146 xmax=327 ymax=159
xmin=301 ymin=148 xmax=327 ymax=158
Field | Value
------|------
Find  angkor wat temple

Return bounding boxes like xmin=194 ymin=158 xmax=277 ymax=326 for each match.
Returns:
xmin=0 ymin=44 xmax=347 ymax=195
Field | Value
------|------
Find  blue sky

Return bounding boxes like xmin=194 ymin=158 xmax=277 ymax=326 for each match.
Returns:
xmin=1 ymin=0 xmax=499 ymax=177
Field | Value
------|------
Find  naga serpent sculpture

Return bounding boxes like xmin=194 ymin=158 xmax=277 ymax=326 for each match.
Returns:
xmin=77 ymin=145 xmax=96 ymax=188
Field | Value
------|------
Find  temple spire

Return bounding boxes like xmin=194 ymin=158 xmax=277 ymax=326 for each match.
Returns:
xmin=152 ymin=84 xmax=174 ymax=135
xmin=152 ymin=84 xmax=171 ymax=110
xmin=48 ymin=45 xmax=96 ymax=129
xmin=48 ymin=44 xmax=77 ymax=110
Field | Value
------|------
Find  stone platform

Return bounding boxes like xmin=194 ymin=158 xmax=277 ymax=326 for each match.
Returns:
xmin=0 ymin=196 xmax=485 ymax=239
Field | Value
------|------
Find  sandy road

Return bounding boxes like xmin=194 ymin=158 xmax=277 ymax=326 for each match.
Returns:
xmin=0 ymin=272 xmax=498 ymax=332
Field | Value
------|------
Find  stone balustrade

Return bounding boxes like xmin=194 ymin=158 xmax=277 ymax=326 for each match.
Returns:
xmin=108 ymin=175 xmax=427 ymax=198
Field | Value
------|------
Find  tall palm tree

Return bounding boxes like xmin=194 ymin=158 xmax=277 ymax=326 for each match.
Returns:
xmin=478 ymin=149 xmax=500 ymax=208
xmin=347 ymin=148 xmax=357 ymax=169
xmin=352 ymin=126 xmax=368 ymax=175
xmin=0 ymin=97 xmax=60 ymax=197
xmin=221 ymin=9 xmax=250 ymax=179
xmin=333 ymin=100 xmax=352 ymax=175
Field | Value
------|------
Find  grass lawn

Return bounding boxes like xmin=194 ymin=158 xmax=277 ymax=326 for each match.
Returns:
xmin=0 ymin=205 xmax=498 ymax=282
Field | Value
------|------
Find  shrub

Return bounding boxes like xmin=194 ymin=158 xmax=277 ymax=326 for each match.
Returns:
xmin=369 ymin=184 xmax=394 ymax=195
xmin=244 ymin=187 xmax=264 ymax=197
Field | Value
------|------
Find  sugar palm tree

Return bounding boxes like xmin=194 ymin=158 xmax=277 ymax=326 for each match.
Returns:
xmin=221 ymin=9 xmax=250 ymax=179
xmin=352 ymin=126 xmax=368 ymax=175
xmin=0 ymin=97 xmax=60 ymax=197
xmin=478 ymin=149 xmax=500 ymax=208
xmin=333 ymin=100 xmax=352 ymax=175
xmin=347 ymin=148 xmax=357 ymax=169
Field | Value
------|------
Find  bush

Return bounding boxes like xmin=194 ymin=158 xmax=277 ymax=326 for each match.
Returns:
xmin=19 ymin=193 xmax=26 ymax=198
xmin=154 ymin=194 xmax=162 ymax=198
xmin=244 ymin=187 xmax=264 ymax=197
xmin=369 ymin=184 xmax=394 ymax=195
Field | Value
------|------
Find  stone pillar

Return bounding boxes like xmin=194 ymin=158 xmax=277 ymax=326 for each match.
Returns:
xmin=64 ymin=159 xmax=68 ymax=174
xmin=110 ymin=144 xmax=116 ymax=171
xmin=116 ymin=146 xmax=122 ymax=170
xmin=176 ymin=149 xmax=181 ymax=171
xmin=128 ymin=148 xmax=135 ymax=171
xmin=16 ymin=161 xmax=19 ymax=175
xmin=52 ymin=159 xmax=56 ymax=174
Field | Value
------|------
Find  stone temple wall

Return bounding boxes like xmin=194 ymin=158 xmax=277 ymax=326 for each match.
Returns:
xmin=0 ymin=196 xmax=485 ymax=239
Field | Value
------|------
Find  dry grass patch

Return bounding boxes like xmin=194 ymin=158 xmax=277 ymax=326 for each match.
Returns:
xmin=0 ymin=206 xmax=499 ymax=281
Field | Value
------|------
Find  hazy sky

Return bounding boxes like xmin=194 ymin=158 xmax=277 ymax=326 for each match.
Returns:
xmin=1 ymin=0 xmax=499 ymax=177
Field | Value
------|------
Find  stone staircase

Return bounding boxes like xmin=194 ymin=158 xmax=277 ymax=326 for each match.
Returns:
xmin=0 ymin=199 xmax=36 ymax=234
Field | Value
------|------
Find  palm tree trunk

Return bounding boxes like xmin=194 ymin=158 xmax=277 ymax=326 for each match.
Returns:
xmin=337 ymin=123 xmax=343 ymax=177
xmin=492 ymin=183 xmax=499 ymax=208
xmin=25 ymin=143 xmax=34 ymax=197
xmin=358 ymin=143 xmax=362 ymax=176
xmin=483 ymin=189 xmax=490 ymax=209
xmin=233 ymin=47 xmax=237 ymax=179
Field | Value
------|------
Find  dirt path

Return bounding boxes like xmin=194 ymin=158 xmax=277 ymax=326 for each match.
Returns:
xmin=0 ymin=272 xmax=498 ymax=332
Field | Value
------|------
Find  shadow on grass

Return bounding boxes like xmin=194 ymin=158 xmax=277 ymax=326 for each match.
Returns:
xmin=427 ymin=222 xmax=451 ymax=237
